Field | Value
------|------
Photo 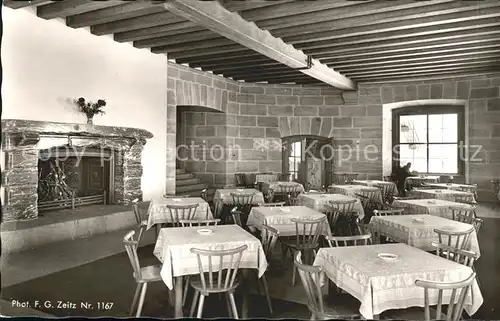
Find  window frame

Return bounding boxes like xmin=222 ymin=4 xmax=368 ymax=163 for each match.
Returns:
xmin=392 ymin=105 xmax=465 ymax=175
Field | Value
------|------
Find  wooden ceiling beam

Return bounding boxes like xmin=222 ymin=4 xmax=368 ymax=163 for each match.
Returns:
xmin=163 ymin=0 xmax=356 ymax=90
xmin=37 ymin=0 xmax=124 ymax=20
xmin=326 ymin=49 xmax=500 ymax=68
xmin=139 ymin=37 xmax=233 ymax=51
xmin=133 ymin=30 xmax=217 ymax=47
xmin=239 ymin=73 xmax=314 ymax=82
xmin=66 ymin=1 xmax=167 ymax=28
xmin=335 ymin=56 xmax=500 ymax=73
xmin=211 ymin=63 xmax=286 ymax=75
xmin=269 ymin=0 xmax=490 ymax=38
xmin=354 ymin=69 xmax=500 ymax=83
xmin=309 ymin=30 xmax=500 ymax=57
xmin=197 ymin=58 xmax=279 ymax=70
xmin=161 ymin=44 xmax=246 ymax=59
xmin=114 ymin=23 xmax=202 ymax=42
xmin=345 ymin=60 xmax=499 ymax=77
xmin=347 ymin=64 xmax=498 ymax=78
xmin=222 ymin=0 xmax=295 ymax=13
xmin=314 ymin=37 xmax=500 ymax=60
xmin=3 ymin=0 xmax=52 ymax=9
xmin=176 ymin=51 xmax=261 ymax=65
xmin=283 ymin=2 xmax=500 ymax=44
xmin=226 ymin=68 xmax=302 ymax=80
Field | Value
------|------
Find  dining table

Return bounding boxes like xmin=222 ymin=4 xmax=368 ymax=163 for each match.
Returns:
xmin=369 ymin=214 xmax=480 ymax=255
xmin=213 ymin=188 xmax=265 ymax=216
xmin=153 ymin=224 xmax=268 ymax=318
xmin=391 ymin=199 xmax=474 ymax=220
xmin=255 ymin=173 xmax=277 ymax=183
xmin=146 ymin=196 xmax=213 ymax=230
xmin=261 ymin=181 xmax=305 ymax=195
xmin=352 ymin=179 xmax=399 ymax=195
xmin=313 ymin=243 xmax=483 ymax=319
xmin=409 ymin=188 xmax=475 ymax=203
xmin=298 ymin=193 xmax=365 ymax=220
xmin=247 ymin=205 xmax=331 ymax=236
xmin=329 ymin=184 xmax=384 ymax=204
xmin=405 ymin=175 xmax=440 ymax=189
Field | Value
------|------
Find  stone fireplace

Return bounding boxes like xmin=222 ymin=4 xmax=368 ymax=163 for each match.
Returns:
xmin=1 ymin=119 xmax=153 ymax=222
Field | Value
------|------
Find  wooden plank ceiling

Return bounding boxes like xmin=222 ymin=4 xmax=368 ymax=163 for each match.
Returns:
xmin=4 ymin=0 xmax=500 ymax=87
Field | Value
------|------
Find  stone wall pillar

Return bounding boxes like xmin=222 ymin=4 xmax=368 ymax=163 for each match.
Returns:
xmin=122 ymin=140 xmax=145 ymax=204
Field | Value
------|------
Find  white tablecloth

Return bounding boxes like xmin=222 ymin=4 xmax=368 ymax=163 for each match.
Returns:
xmin=426 ymin=183 xmax=474 ymax=191
xmin=299 ymin=193 xmax=365 ymax=220
xmin=261 ymin=181 xmax=305 ymax=195
xmin=153 ymin=225 xmax=268 ymax=289
xmin=213 ymin=188 xmax=265 ymax=215
xmin=370 ymin=214 xmax=480 ymax=256
xmin=352 ymin=180 xmax=399 ymax=195
xmin=405 ymin=176 xmax=440 ymax=189
xmin=247 ymin=205 xmax=331 ymax=236
xmin=255 ymin=174 xmax=277 ymax=183
xmin=392 ymin=199 xmax=474 ymax=220
xmin=410 ymin=189 xmax=475 ymax=203
xmin=330 ymin=184 xmax=383 ymax=204
xmin=147 ymin=197 xmax=213 ymax=230
xmin=313 ymin=243 xmax=483 ymax=319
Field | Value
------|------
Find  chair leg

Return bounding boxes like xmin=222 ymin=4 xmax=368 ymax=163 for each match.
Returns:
xmin=135 ymin=283 xmax=148 ymax=317
xmin=190 ymin=290 xmax=200 ymax=317
xmin=261 ymin=275 xmax=273 ymax=315
xmin=196 ymin=294 xmax=205 ymax=318
xmin=292 ymin=264 xmax=297 ymax=286
xmin=310 ymin=312 xmax=316 ymax=320
xmin=225 ymin=293 xmax=233 ymax=318
xmin=129 ymin=283 xmax=141 ymax=316
xmin=228 ymin=292 xmax=239 ymax=319
xmin=137 ymin=225 xmax=145 ymax=247
xmin=182 ymin=276 xmax=190 ymax=306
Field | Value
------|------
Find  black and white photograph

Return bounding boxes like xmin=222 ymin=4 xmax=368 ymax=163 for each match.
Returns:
xmin=0 ymin=0 xmax=499 ymax=319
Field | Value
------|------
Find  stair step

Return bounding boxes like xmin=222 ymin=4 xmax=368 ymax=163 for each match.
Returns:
xmin=176 ymin=173 xmax=195 ymax=180
xmin=176 ymin=168 xmax=186 ymax=174
xmin=176 ymin=178 xmax=200 ymax=186
xmin=176 ymin=183 xmax=208 ymax=193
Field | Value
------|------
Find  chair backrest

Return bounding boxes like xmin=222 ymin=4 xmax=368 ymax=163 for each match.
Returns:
xmin=123 ymin=230 xmax=142 ymax=279
xmin=373 ymin=208 xmax=404 ymax=216
xmin=344 ymin=173 xmax=358 ymax=184
xmin=258 ymin=202 xmax=286 ymax=207
xmin=451 ymin=205 xmax=476 ymax=224
xmin=374 ymin=183 xmax=397 ymax=204
xmin=455 ymin=193 xmax=475 ymax=205
xmin=191 ymin=245 xmax=248 ymax=294
xmin=434 ymin=226 xmax=475 ymax=250
xmin=179 ymin=219 xmax=221 ymax=227
xmin=291 ymin=216 xmax=327 ymax=249
xmin=430 ymin=241 xmax=478 ymax=267
xmin=201 ymin=189 xmax=208 ymax=202
xmin=294 ymin=251 xmax=325 ymax=315
xmin=260 ymin=225 xmax=279 ymax=258
xmin=230 ymin=206 xmax=243 ymax=227
xmin=471 ymin=217 xmax=483 ymax=233
xmin=355 ymin=188 xmax=380 ymax=208
xmin=277 ymin=184 xmax=299 ymax=197
xmin=415 ymin=272 xmax=476 ymax=321
xmin=458 ymin=184 xmax=477 ymax=197
xmin=289 ymin=196 xmax=302 ymax=206
xmin=230 ymin=193 xmax=255 ymax=206
xmin=131 ymin=198 xmax=142 ymax=225
xmin=329 ymin=199 xmax=357 ymax=215
xmin=234 ymin=173 xmax=247 ymax=186
xmin=277 ymin=173 xmax=291 ymax=181
xmin=325 ymin=234 xmax=372 ymax=247
xmin=166 ymin=203 xmax=199 ymax=227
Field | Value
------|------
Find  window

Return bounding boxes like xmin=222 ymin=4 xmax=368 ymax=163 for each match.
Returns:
xmin=393 ymin=106 xmax=464 ymax=175
xmin=288 ymin=141 xmax=302 ymax=181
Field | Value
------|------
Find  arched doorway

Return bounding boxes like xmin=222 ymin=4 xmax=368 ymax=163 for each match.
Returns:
xmin=281 ymin=135 xmax=333 ymax=189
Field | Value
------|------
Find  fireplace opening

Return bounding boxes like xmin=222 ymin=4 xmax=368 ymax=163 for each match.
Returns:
xmin=37 ymin=146 xmax=114 ymax=211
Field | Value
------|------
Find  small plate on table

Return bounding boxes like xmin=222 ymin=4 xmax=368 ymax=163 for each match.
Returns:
xmin=427 ymin=200 xmax=437 ymax=204
xmin=171 ymin=198 xmax=182 ymax=202
xmin=197 ymin=229 xmax=213 ymax=235
xmin=236 ymin=189 xmax=244 ymax=192
xmin=378 ymin=253 xmax=399 ymax=261
xmin=280 ymin=208 xmax=291 ymax=212
xmin=412 ymin=217 xmax=425 ymax=223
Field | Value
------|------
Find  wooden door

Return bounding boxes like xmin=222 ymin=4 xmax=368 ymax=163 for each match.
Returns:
xmin=82 ymin=157 xmax=109 ymax=201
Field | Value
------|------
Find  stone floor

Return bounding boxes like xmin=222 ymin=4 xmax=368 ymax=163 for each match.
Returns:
xmin=1 ymin=202 xmax=499 ymax=318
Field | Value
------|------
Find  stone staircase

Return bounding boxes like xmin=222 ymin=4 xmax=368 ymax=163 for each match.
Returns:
xmin=175 ymin=168 xmax=209 ymax=197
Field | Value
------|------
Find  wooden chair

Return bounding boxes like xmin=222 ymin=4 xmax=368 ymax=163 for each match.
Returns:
xmin=188 ymin=245 xmax=248 ymax=318
xmin=373 ymin=208 xmax=405 ymax=216
xmin=265 ymin=188 xmax=275 ymax=203
xmin=343 ymin=173 xmax=358 ymax=184
xmin=430 ymin=241 xmax=478 ymax=268
xmin=131 ymin=198 xmax=148 ymax=245
xmin=325 ymin=234 xmax=372 ymax=247
xmin=373 ymin=183 xmax=397 ymax=205
xmin=201 ymin=188 xmax=215 ymax=216
xmin=455 ymin=193 xmax=476 ymax=205
xmin=288 ymin=196 xmax=302 ymax=206
xmin=355 ymin=188 xmax=381 ymax=216
xmin=276 ymin=184 xmax=299 ymax=205
xmin=123 ymin=230 xmax=163 ymax=317
xmin=451 ymin=206 xmax=476 ymax=224
xmin=258 ymin=202 xmax=286 ymax=207
xmin=257 ymin=225 xmax=279 ymax=314
xmin=179 ymin=219 xmax=221 ymax=227
xmin=434 ymin=227 xmax=475 ymax=251
xmin=230 ymin=193 xmax=255 ymax=226
xmin=277 ymin=173 xmax=291 ymax=181
xmin=458 ymin=184 xmax=478 ymax=201
xmin=281 ymin=217 xmax=327 ymax=286
xmin=166 ymin=203 xmax=199 ymax=227
xmin=471 ymin=217 xmax=483 ymax=233
xmin=326 ymin=199 xmax=360 ymax=236
xmin=415 ymin=272 xmax=476 ymax=321
xmin=294 ymin=252 xmax=361 ymax=320
xmin=235 ymin=173 xmax=247 ymax=187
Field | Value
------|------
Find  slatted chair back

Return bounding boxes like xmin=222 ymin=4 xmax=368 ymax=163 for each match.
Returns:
xmin=289 ymin=196 xmax=302 ymax=206
xmin=326 ymin=199 xmax=357 ymax=227
xmin=373 ymin=183 xmax=395 ymax=205
xmin=131 ymin=198 xmax=142 ymax=225
xmin=277 ymin=173 xmax=291 ymax=181
xmin=355 ymin=188 xmax=380 ymax=211
xmin=325 ymin=234 xmax=372 ymax=247
xmin=294 ymin=251 xmax=325 ymax=317
xmin=230 ymin=207 xmax=243 ymax=227
xmin=234 ymin=173 xmax=247 ymax=187
xmin=455 ymin=193 xmax=475 ymax=205
xmin=434 ymin=227 xmax=474 ymax=250
xmin=264 ymin=188 xmax=275 ymax=203
xmin=471 ymin=217 xmax=483 ymax=233
xmin=344 ymin=173 xmax=358 ymax=184
xmin=458 ymin=184 xmax=478 ymax=200
xmin=451 ymin=205 xmax=476 ymax=224
xmin=230 ymin=192 xmax=255 ymax=207
xmin=201 ymin=189 xmax=209 ymax=203
xmin=166 ymin=203 xmax=199 ymax=227
xmin=291 ymin=216 xmax=327 ymax=250
xmin=123 ymin=230 xmax=142 ymax=279
xmin=190 ymin=245 xmax=248 ymax=295
xmin=415 ymin=272 xmax=476 ymax=321
xmin=260 ymin=225 xmax=279 ymax=258
xmin=430 ymin=241 xmax=478 ymax=268
xmin=278 ymin=184 xmax=299 ymax=197
xmin=258 ymin=202 xmax=286 ymax=207
xmin=373 ymin=208 xmax=405 ymax=216
xmin=179 ymin=219 xmax=221 ymax=227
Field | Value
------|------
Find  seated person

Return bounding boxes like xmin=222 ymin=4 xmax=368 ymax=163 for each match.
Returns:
xmin=395 ymin=162 xmax=413 ymax=196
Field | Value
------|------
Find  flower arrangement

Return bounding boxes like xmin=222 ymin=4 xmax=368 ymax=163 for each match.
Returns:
xmin=74 ymin=97 xmax=106 ymax=124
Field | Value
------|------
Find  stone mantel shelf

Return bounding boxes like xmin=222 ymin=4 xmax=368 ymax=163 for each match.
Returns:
xmin=1 ymin=119 xmax=154 ymax=140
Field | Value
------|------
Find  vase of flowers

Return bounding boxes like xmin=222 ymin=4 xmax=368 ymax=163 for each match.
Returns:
xmin=74 ymin=97 xmax=106 ymax=124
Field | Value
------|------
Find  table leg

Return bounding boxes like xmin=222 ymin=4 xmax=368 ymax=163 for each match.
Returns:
xmin=174 ymin=276 xmax=184 ymax=318
xmin=241 ymin=270 xmax=249 ymax=319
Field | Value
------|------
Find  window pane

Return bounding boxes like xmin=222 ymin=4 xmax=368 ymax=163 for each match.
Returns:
xmin=428 ymin=114 xmax=458 ymax=143
xmin=400 ymin=115 xmax=427 ymax=144
xmin=292 ymin=142 xmax=301 ymax=157
xmin=399 ymin=144 xmax=427 ymax=173
xmin=428 ymin=144 xmax=458 ymax=174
